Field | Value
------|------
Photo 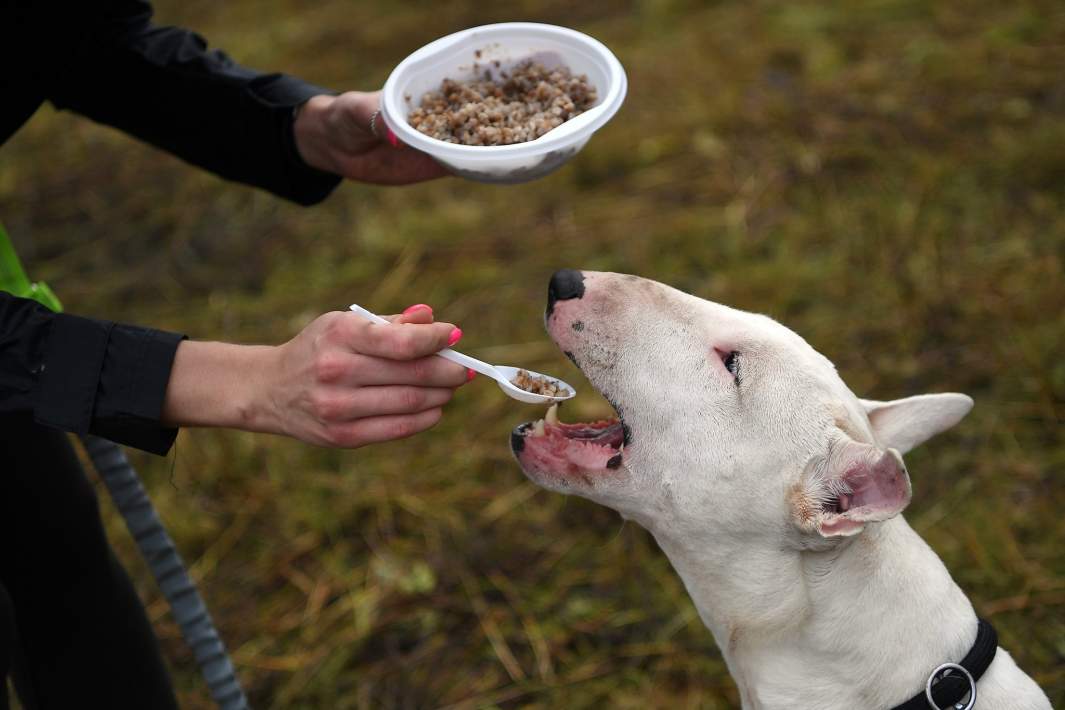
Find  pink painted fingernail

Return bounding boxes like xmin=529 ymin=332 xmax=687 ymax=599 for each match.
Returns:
xmin=447 ymin=328 xmax=462 ymax=347
xmin=466 ymin=368 xmax=476 ymax=382
xmin=386 ymin=127 xmax=398 ymax=148
xmin=403 ymin=303 xmax=432 ymax=315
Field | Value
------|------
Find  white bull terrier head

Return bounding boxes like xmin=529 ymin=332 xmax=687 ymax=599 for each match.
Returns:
xmin=510 ymin=270 xmax=972 ymax=547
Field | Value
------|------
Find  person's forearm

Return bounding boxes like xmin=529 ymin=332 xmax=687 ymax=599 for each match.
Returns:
xmin=162 ymin=310 xmax=468 ymax=449
xmin=1 ymin=291 xmax=187 ymax=454
xmin=161 ymin=340 xmax=278 ymax=432
xmin=42 ymin=0 xmax=340 ymax=205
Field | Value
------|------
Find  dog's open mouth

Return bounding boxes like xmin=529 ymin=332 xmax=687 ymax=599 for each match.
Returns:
xmin=512 ymin=403 xmax=626 ymax=475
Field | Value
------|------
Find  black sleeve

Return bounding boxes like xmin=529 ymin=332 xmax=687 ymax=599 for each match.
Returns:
xmin=0 ymin=291 xmax=186 ymax=455
xmin=38 ymin=0 xmax=342 ymax=206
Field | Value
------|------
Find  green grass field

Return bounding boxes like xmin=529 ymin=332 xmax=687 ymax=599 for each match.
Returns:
xmin=2 ymin=0 xmax=1062 ymax=707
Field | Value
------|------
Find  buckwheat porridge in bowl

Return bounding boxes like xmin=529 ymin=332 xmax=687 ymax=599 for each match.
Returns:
xmin=380 ymin=22 xmax=626 ymax=182
xmin=407 ymin=60 xmax=597 ymax=146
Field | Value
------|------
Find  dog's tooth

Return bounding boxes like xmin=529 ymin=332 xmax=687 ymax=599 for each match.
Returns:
xmin=532 ymin=419 xmax=546 ymax=437
xmin=545 ymin=403 xmax=560 ymax=426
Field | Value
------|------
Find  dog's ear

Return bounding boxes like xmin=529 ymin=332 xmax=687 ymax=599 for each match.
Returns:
xmin=859 ymin=393 xmax=973 ymax=455
xmin=805 ymin=442 xmax=912 ymax=538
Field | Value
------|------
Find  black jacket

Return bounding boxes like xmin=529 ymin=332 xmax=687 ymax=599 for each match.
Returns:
xmin=1 ymin=0 xmax=344 ymax=454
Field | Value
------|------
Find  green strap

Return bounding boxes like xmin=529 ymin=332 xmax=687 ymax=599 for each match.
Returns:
xmin=0 ymin=222 xmax=63 ymax=312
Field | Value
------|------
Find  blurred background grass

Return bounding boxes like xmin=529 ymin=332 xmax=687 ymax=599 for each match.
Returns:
xmin=2 ymin=0 xmax=1063 ymax=707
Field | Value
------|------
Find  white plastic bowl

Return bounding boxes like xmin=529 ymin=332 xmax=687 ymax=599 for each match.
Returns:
xmin=380 ymin=22 xmax=627 ymax=184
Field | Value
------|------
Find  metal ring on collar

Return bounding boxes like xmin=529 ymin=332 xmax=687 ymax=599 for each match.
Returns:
xmin=368 ymin=109 xmax=382 ymax=139
xmin=925 ymin=663 xmax=976 ymax=710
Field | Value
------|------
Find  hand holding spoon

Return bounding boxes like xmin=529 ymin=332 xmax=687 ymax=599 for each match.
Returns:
xmin=349 ymin=304 xmax=576 ymax=405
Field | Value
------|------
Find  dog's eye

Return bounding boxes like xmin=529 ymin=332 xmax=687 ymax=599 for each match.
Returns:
xmin=721 ymin=350 xmax=740 ymax=380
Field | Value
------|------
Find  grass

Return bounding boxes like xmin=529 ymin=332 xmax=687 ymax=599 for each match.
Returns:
xmin=2 ymin=0 xmax=1063 ymax=707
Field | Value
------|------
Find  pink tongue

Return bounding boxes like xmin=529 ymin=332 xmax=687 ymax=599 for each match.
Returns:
xmin=567 ymin=443 xmax=617 ymax=469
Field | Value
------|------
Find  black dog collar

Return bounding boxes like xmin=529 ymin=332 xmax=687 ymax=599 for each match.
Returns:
xmin=890 ymin=619 xmax=997 ymax=710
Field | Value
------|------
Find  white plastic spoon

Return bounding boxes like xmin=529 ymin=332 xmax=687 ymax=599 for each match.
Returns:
xmin=349 ymin=304 xmax=576 ymax=404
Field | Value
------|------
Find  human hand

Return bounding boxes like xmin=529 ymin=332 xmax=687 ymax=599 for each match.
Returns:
xmin=161 ymin=305 xmax=472 ymax=448
xmin=293 ymin=92 xmax=449 ymax=184
xmin=263 ymin=304 xmax=471 ymax=447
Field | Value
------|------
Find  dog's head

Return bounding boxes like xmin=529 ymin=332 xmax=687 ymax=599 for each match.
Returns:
xmin=511 ymin=270 xmax=972 ymax=546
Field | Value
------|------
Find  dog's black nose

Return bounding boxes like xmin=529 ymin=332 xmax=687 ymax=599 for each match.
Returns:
xmin=547 ymin=269 xmax=585 ymax=318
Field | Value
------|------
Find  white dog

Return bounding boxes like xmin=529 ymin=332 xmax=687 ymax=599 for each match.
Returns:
xmin=511 ymin=270 xmax=1050 ymax=710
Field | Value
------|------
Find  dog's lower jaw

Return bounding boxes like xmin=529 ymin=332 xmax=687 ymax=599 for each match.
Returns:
xmin=650 ymin=516 xmax=1052 ymax=710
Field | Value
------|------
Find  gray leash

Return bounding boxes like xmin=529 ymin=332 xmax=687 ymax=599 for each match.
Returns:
xmin=82 ymin=435 xmax=250 ymax=710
